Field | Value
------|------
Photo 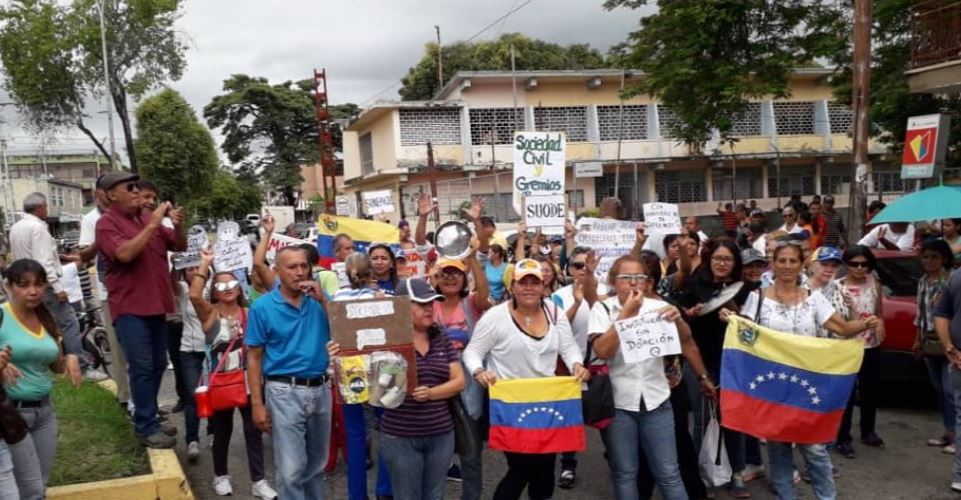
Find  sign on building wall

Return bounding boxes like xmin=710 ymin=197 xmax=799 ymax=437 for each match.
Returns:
xmin=575 ymin=162 xmax=603 ymax=178
xmin=513 ymin=132 xmax=566 ymax=215
xmin=901 ymin=114 xmax=952 ymax=179
xmin=362 ymin=189 xmax=395 ymax=215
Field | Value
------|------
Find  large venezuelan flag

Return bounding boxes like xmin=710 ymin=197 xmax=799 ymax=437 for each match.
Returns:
xmin=315 ymin=214 xmax=399 ymax=258
xmin=488 ymin=376 xmax=585 ymax=454
xmin=720 ymin=316 xmax=864 ymax=444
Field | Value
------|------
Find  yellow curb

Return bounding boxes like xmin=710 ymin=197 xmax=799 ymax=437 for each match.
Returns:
xmin=45 ymin=379 xmax=195 ymax=499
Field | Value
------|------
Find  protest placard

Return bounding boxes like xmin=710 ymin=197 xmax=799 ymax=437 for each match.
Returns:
xmin=362 ymin=190 xmax=395 ymax=216
xmin=642 ymin=202 xmax=682 ymax=235
xmin=336 ymin=195 xmax=351 ymax=216
xmin=513 ymin=131 xmax=566 ymax=214
xmin=524 ymin=194 xmax=566 ymax=229
xmin=214 ymin=237 xmax=252 ymax=273
xmin=173 ymin=225 xmax=208 ymax=270
xmin=217 ymin=220 xmax=240 ymax=241
xmin=573 ymin=217 xmax=638 ymax=282
xmin=614 ymin=311 xmax=681 ymax=364
xmin=265 ymin=233 xmax=311 ymax=264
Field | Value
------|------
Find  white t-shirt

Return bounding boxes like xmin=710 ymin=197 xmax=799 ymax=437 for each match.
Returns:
xmin=777 ymin=223 xmax=805 ymax=235
xmin=741 ymin=289 xmax=836 ymax=338
xmin=858 ymin=224 xmax=915 ymax=251
xmin=588 ymin=296 xmax=672 ymax=412
xmin=78 ymin=207 xmax=101 ymax=247
xmin=552 ymin=285 xmax=591 ymax=355
xmin=176 ymin=282 xmax=206 ymax=353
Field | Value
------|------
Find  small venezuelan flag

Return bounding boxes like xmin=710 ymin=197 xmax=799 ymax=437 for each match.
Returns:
xmin=488 ymin=376 xmax=585 ymax=454
xmin=315 ymin=214 xmax=399 ymax=258
xmin=720 ymin=316 xmax=864 ymax=444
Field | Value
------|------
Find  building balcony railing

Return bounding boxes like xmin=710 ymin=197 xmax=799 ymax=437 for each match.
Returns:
xmin=911 ymin=0 xmax=961 ymax=68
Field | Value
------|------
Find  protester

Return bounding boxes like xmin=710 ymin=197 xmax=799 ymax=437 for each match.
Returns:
xmin=820 ymin=195 xmax=848 ymax=249
xmin=865 ymin=201 xmax=887 ymax=233
xmin=858 ymin=222 xmax=915 ymax=252
xmin=485 ymin=244 xmax=509 ymax=303
xmin=533 ymin=255 xmax=564 ymax=305
xmin=915 ymin=239 xmax=955 ymax=454
xmin=941 ymin=218 xmax=961 ymax=266
xmin=0 ymin=345 xmax=18 ymax=500
xmin=835 ymin=245 xmax=886 ymax=458
xmin=808 ymin=201 xmax=825 ymax=249
xmin=788 ymin=192 xmax=808 ymax=215
xmin=96 ymin=172 xmax=186 ymax=448
xmin=777 ymin=206 xmax=804 ymax=235
xmin=1 ymin=259 xmax=82 ymax=499
xmin=246 ymin=246 xmax=331 ymax=500
xmin=661 ymin=235 xmax=681 ymax=276
xmin=172 ymin=266 xmax=207 ymax=465
xmin=683 ymin=217 xmax=709 ymax=248
xmin=933 ymin=255 xmax=961 ymax=493
xmin=805 ymin=247 xmax=848 ymax=338
xmin=398 ymin=220 xmax=414 ymax=248
xmin=717 ymin=203 xmax=738 ymax=238
xmin=369 ymin=243 xmax=400 ymax=294
xmin=465 ymin=259 xmax=588 ymax=500
xmin=741 ymin=249 xmax=767 ymax=288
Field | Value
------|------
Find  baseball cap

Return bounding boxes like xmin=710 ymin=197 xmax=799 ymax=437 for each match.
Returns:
xmin=750 ymin=208 xmax=765 ymax=217
xmin=741 ymin=248 xmax=767 ymax=265
xmin=397 ymin=278 xmax=445 ymax=304
xmin=823 ymin=195 xmax=836 ymax=203
xmin=513 ymin=259 xmax=544 ymax=282
xmin=436 ymin=258 xmax=467 ymax=273
xmin=814 ymin=246 xmax=843 ymax=263
xmin=97 ymin=171 xmax=140 ymax=191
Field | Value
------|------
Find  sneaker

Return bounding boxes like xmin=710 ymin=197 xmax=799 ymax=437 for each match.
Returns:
xmin=83 ymin=368 xmax=109 ymax=382
xmin=251 ymin=479 xmax=278 ymax=499
xmin=861 ymin=433 xmax=885 ymax=449
xmin=742 ymin=463 xmax=766 ymax=482
xmin=945 ymin=444 xmax=957 ymax=455
xmin=557 ymin=469 xmax=576 ymax=489
xmin=213 ymin=475 xmax=233 ymax=496
xmin=952 ymin=481 xmax=961 ymax=493
xmin=187 ymin=441 xmax=200 ymax=464
xmin=446 ymin=463 xmax=463 ymax=482
xmin=835 ymin=441 xmax=856 ymax=459
xmin=171 ymin=400 xmax=185 ymax=414
xmin=730 ymin=475 xmax=750 ymax=498
xmin=792 ymin=469 xmax=801 ymax=485
xmin=138 ymin=432 xmax=175 ymax=449
xmin=160 ymin=422 xmax=178 ymax=437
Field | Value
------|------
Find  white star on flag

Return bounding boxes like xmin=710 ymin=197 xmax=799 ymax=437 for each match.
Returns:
xmin=778 ymin=372 xmax=788 ymax=380
xmin=800 ymin=379 xmax=809 ymax=387
xmin=812 ymin=396 xmax=821 ymax=405
xmin=807 ymin=387 xmax=817 ymax=395
xmin=749 ymin=382 xmax=757 ymax=390
xmin=767 ymin=372 xmax=776 ymax=379
xmin=790 ymin=375 xmax=799 ymax=383
xmin=756 ymin=375 xmax=766 ymax=383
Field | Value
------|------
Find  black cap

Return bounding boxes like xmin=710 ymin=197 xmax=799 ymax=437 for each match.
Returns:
xmin=97 ymin=171 xmax=139 ymax=191
xmin=396 ymin=278 xmax=445 ymax=304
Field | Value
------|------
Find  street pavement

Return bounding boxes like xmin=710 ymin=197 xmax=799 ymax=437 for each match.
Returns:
xmin=157 ymin=369 xmax=961 ymax=499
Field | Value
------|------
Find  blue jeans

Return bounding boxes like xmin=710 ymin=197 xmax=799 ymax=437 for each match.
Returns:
xmin=114 ymin=314 xmax=168 ymax=437
xmin=768 ymin=442 xmax=836 ymax=500
xmin=460 ymin=416 xmax=486 ymax=500
xmin=950 ymin=367 xmax=961 ymax=482
xmin=374 ymin=407 xmax=393 ymax=497
xmin=380 ymin=431 xmax=454 ymax=500
xmin=44 ymin=288 xmax=88 ymax=369
xmin=9 ymin=400 xmax=58 ymax=500
xmin=606 ymin=402 xmax=688 ymax=500
xmin=178 ymin=351 xmax=205 ymax=443
xmin=925 ymin=356 xmax=957 ymax=433
xmin=0 ymin=441 xmax=17 ymax=500
xmin=265 ymin=380 xmax=331 ymax=500
xmin=343 ymin=403 xmax=367 ymax=500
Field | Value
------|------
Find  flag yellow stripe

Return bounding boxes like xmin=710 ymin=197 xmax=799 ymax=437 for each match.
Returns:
xmin=316 ymin=215 xmax=399 ymax=243
xmin=724 ymin=317 xmax=863 ymax=375
xmin=490 ymin=376 xmax=581 ymax=404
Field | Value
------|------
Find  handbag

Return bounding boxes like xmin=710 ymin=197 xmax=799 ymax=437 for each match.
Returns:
xmin=197 ymin=334 xmax=248 ymax=414
xmin=449 ymin=397 xmax=478 ymax=456
xmin=698 ymin=399 xmax=732 ymax=487
xmin=581 ymin=303 xmax=615 ymax=429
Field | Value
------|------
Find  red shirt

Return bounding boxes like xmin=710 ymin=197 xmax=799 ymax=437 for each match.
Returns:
xmin=721 ymin=211 xmax=738 ymax=231
xmin=96 ymin=207 xmax=177 ymax=322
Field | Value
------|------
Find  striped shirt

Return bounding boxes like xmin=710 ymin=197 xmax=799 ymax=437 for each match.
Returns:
xmin=721 ymin=211 xmax=738 ymax=231
xmin=380 ymin=333 xmax=458 ymax=438
xmin=821 ymin=211 xmax=845 ymax=247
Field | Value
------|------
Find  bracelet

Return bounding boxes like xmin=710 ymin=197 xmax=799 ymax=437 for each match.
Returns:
xmin=697 ymin=373 xmax=710 ymax=382
xmin=193 ymin=273 xmax=209 ymax=281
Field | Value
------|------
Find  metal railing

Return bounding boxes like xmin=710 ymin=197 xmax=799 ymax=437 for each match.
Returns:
xmin=911 ymin=0 xmax=961 ymax=68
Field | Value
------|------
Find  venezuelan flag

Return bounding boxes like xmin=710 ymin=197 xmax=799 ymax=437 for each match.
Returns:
xmin=315 ymin=214 xmax=399 ymax=258
xmin=720 ymin=316 xmax=864 ymax=444
xmin=488 ymin=376 xmax=585 ymax=454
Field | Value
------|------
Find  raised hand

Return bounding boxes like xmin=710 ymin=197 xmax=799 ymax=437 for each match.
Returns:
xmin=417 ymin=192 xmax=438 ymax=217
xmin=464 ymin=197 xmax=485 ymax=220
xmin=262 ymin=214 xmax=275 ymax=234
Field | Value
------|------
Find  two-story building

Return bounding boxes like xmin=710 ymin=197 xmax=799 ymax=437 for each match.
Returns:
xmin=341 ymin=69 xmax=898 ymax=223
xmin=907 ymin=0 xmax=961 ymax=94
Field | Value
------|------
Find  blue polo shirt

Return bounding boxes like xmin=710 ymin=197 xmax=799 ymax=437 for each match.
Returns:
xmin=245 ymin=288 xmax=330 ymax=378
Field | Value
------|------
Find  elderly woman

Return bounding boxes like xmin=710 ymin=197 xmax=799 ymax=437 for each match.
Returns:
xmin=464 ymin=259 xmax=588 ymax=500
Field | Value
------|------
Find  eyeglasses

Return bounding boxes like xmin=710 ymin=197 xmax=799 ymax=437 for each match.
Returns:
xmin=846 ymin=261 xmax=871 ymax=269
xmin=570 ymin=262 xmax=587 ymax=270
xmin=213 ymin=280 xmax=240 ymax=292
xmin=616 ymin=274 xmax=647 ymax=283
xmin=438 ymin=270 xmax=464 ymax=280
xmin=711 ymin=256 xmax=735 ymax=264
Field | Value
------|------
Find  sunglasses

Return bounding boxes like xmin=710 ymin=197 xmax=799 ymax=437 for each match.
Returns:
xmin=616 ymin=274 xmax=648 ymax=283
xmin=213 ymin=280 xmax=240 ymax=292
xmin=846 ymin=261 xmax=871 ymax=269
xmin=119 ymin=182 xmax=139 ymax=192
xmin=570 ymin=262 xmax=587 ymax=270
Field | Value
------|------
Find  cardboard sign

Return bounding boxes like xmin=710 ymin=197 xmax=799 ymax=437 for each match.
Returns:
xmin=614 ymin=311 xmax=681 ymax=364
xmin=398 ymin=250 xmax=426 ymax=278
xmin=524 ymin=194 xmax=566 ymax=229
xmin=642 ymin=203 xmax=682 ymax=235
xmin=363 ymin=190 xmax=395 ymax=216
xmin=173 ymin=225 xmax=208 ymax=270
xmin=217 ymin=220 xmax=241 ymax=241
xmin=265 ymin=233 xmax=311 ymax=264
xmin=336 ymin=195 xmax=351 ymax=216
xmin=214 ymin=237 xmax=252 ymax=273
xmin=573 ymin=217 xmax=638 ymax=282
xmin=575 ymin=162 xmax=603 ymax=178
xmin=513 ymin=131 xmax=566 ymax=214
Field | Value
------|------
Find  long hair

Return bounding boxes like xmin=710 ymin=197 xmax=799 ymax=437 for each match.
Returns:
xmin=842 ymin=245 xmax=878 ymax=270
xmin=696 ymin=237 xmax=742 ymax=284
xmin=344 ymin=252 xmax=373 ymax=290
xmin=209 ymin=271 xmax=248 ymax=308
xmin=3 ymin=259 xmax=62 ymax=344
xmin=532 ymin=254 xmax=559 ymax=291
xmin=368 ymin=243 xmax=399 ymax=290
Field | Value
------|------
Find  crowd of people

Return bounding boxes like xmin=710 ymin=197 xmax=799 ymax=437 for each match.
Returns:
xmin=3 ymin=179 xmax=961 ymax=500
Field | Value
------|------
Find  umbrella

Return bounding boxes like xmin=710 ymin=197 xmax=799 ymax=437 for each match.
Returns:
xmin=870 ymin=185 xmax=961 ymax=224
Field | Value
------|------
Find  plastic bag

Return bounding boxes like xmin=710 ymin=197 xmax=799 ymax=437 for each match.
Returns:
xmin=698 ymin=399 xmax=732 ymax=487
xmin=368 ymin=351 xmax=408 ymax=409
xmin=334 ymin=355 xmax=370 ymax=404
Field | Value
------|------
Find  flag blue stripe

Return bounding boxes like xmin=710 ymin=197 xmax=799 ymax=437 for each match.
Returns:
xmin=490 ymin=399 xmax=583 ymax=429
xmin=721 ymin=348 xmax=856 ymax=413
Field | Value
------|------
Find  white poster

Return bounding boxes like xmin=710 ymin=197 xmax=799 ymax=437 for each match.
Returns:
xmin=362 ymin=190 xmax=395 ymax=215
xmin=524 ymin=194 xmax=566 ymax=229
xmin=265 ymin=233 xmax=311 ymax=264
xmin=642 ymin=203 xmax=683 ymax=235
xmin=336 ymin=195 xmax=351 ymax=216
xmin=173 ymin=225 xmax=208 ymax=270
xmin=216 ymin=220 xmax=240 ymax=241
xmin=614 ymin=312 xmax=681 ymax=364
xmin=575 ymin=162 xmax=603 ymax=178
xmin=513 ymin=132 xmax=566 ymax=214
xmin=214 ymin=238 xmax=253 ymax=273
xmin=573 ymin=217 xmax=638 ymax=283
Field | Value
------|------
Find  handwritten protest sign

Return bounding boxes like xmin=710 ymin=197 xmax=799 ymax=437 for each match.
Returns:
xmin=214 ymin=237 xmax=252 ymax=273
xmin=363 ymin=190 xmax=395 ymax=216
xmin=265 ymin=233 xmax=311 ymax=264
xmin=217 ymin=221 xmax=240 ymax=241
xmin=356 ymin=328 xmax=387 ymax=350
xmin=573 ymin=217 xmax=637 ymax=283
xmin=642 ymin=203 xmax=682 ymax=235
xmin=332 ymin=262 xmax=350 ymax=288
xmin=398 ymin=250 xmax=426 ymax=278
xmin=173 ymin=225 xmax=208 ymax=270
xmin=614 ymin=311 xmax=681 ymax=364
xmin=513 ymin=131 xmax=566 ymax=214
xmin=346 ymin=300 xmax=395 ymax=319
xmin=524 ymin=194 xmax=566 ymax=229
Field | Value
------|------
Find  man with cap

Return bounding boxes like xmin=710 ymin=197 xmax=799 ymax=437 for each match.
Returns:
xmin=740 ymin=248 xmax=768 ymax=289
xmin=96 ymin=171 xmax=187 ymax=448
xmin=821 ymin=195 xmax=848 ymax=248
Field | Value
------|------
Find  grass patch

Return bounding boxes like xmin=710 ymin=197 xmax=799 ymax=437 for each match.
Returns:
xmin=49 ymin=377 xmax=150 ymax=487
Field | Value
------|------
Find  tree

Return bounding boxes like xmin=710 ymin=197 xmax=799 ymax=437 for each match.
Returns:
xmin=134 ymin=88 xmax=217 ymax=213
xmin=207 ymin=168 xmax=262 ymax=220
xmin=607 ymin=0 xmax=837 ymax=148
xmin=399 ymin=33 xmax=609 ymax=100
xmin=0 ymin=0 xmax=187 ymax=171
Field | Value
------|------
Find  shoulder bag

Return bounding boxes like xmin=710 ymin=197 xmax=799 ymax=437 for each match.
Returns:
xmin=581 ymin=301 xmax=615 ymax=430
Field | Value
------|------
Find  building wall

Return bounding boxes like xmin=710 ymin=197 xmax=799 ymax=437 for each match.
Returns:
xmin=10 ymin=180 xmax=85 ymax=218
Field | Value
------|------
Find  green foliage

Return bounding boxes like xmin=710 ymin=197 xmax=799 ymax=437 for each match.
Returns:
xmin=399 ymin=33 xmax=609 ymax=101
xmin=134 ymin=88 xmax=217 ymax=212
xmin=205 ymin=168 xmax=262 ymax=220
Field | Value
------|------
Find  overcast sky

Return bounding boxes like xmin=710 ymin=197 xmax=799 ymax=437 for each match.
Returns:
xmin=3 ymin=0 xmax=653 ymax=155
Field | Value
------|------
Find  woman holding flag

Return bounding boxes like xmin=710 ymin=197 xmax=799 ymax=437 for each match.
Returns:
xmin=720 ymin=241 xmax=880 ymax=500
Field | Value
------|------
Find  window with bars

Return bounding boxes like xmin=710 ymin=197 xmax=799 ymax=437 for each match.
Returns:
xmin=871 ymin=163 xmax=904 ymax=193
xmin=827 ymin=103 xmax=854 ymax=135
xmin=399 ymin=108 xmax=461 ymax=146
xmin=820 ymin=172 xmax=851 ymax=196
xmin=655 ymin=169 xmax=707 ymax=203
xmin=729 ymin=103 xmax=762 ymax=137
xmin=597 ymin=105 xmax=648 ymax=141
xmin=359 ymin=133 xmax=374 ymax=175
xmin=469 ymin=108 xmax=523 ymax=145
xmin=534 ymin=106 xmax=588 ymax=142
xmin=768 ymin=164 xmax=816 ymax=197
xmin=712 ymin=167 xmax=763 ymax=200
xmin=773 ymin=102 xmax=816 ymax=135
xmin=658 ymin=105 xmax=682 ymax=139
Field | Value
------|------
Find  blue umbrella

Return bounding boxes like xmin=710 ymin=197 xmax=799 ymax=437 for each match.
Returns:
xmin=870 ymin=185 xmax=961 ymax=224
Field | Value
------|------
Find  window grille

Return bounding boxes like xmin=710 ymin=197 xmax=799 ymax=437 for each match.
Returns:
xmin=597 ymin=105 xmax=648 ymax=141
xmin=533 ymin=106 xmax=588 ymax=142
xmin=768 ymin=164 xmax=816 ymax=197
xmin=729 ymin=103 xmax=762 ymax=137
xmin=827 ymin=103 xmax=854 ymax=135
xmin=469 ymin=108 xmax=523 ymax=145
xmin=712 ymin=167 xmax=763 ymax=200
xmin=658 ymin=106 xmax=683 ymax=139
xmin=820 ymin=172 xmax=851 ymax=196
xmin=871 ymin=162 xmax=904 ymax=193
xmin=359 ymin=133 xmax=374 ymax=175
xmin=399 ymin=108 xmax=461 ymax=146
xmin=773 ymin=102 xmax=816 ymax=135
xmin=655 ymin=169 xmax=707 ymax=203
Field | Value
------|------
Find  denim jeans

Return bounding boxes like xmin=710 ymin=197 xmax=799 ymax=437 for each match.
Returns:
xmin=606 ymin=402 xmax=688 ymax=500
xmin=115 ymin=314 xmax=168 ymax=437
xmin=925 ymin=355 xmax=956 ymax=433
xmin=380 ymin=431 xmax=454 ymax=500
xmin=460 ymin=416 xmax=486 ymax=500
xmin=950 ymin=367 xmax=961 ymax=482
xmin=373 ymin=407 xmax=393 ymax=497
xmin=638 ymin=381 xmax=706 ymax=500
xmin=9 ymin=399 xmax=58 ymax=500
xmin=343 ymin=403 xmax=367 ymax=500
xmin=166 ymin=320 xmax=186 ymax=404
xmin=265 ymin=380 xmax=332 ymax=500
xmin=178 ymin=351 xmax=205 ymax=443
xmin=768 ymin=442 xmax=836 ymax=500
xmin=0 ymin=440 xmax=17 ymax=500
xmin=43 ymin=288 xmax=88 ymax=369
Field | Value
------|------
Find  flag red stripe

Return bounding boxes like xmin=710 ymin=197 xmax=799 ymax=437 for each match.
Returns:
xmin=488 ymin=425 xmax=586 ymax=454
xmin=721 ymin=390 xmax=844 ymax=444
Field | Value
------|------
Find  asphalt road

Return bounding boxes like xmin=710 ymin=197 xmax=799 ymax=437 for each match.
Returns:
xmin=156 ymin=369 xmax=961 ymax=499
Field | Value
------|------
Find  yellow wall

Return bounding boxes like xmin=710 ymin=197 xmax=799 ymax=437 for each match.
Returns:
xmin=343 ymin=131 xmax=362 ymax=180
xmin=370 ymin=110 xmax=398 ymax=172
xmin=518 ymin=80 xmax=651 ymax=107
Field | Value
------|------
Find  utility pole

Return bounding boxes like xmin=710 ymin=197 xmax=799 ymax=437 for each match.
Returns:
xmin=848 ymin=0 xmax=872 ymax=243
xmin=97 ymin=0 xmax=117 ymax=172
xmin=427 ymin=142 xmax=440 ymax=225
xmin=613 ymin=69 xmax=626 ymax=199
xmin=511 ymin=45 xmax=519 ymax=130
xmin=435 ymin=26 xmax=443 ymax=90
